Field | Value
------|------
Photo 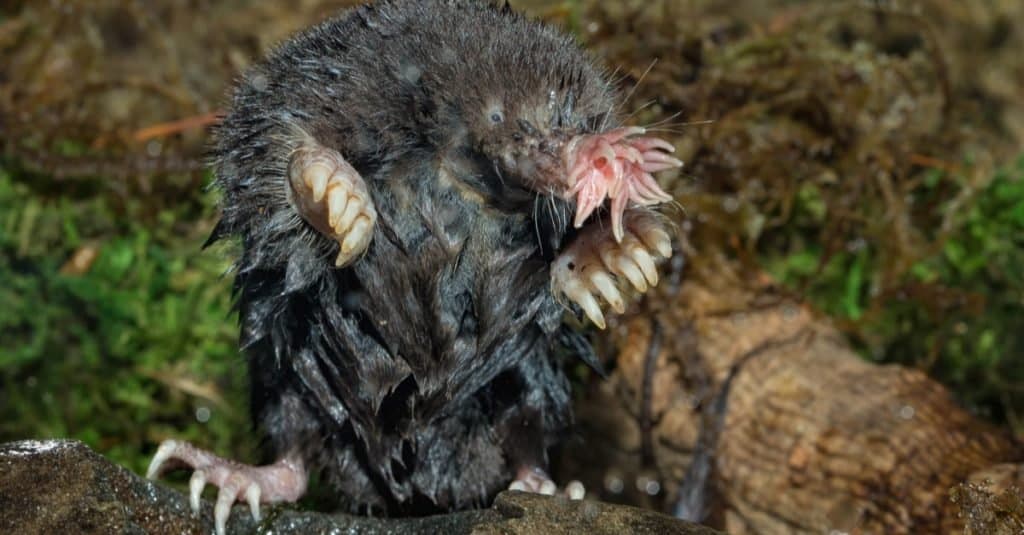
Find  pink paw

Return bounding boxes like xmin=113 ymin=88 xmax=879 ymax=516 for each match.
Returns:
xmin=564 ymin=126 xmax=681 ymax=241
xmin=147 ymin=440 xmax=307 ymax=535
xmin=508 ymin=466 xmax=586 ymax=500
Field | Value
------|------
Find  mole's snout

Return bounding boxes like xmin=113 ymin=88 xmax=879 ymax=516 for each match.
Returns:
xmin=563 ymin=127 xmax=682 ymax=242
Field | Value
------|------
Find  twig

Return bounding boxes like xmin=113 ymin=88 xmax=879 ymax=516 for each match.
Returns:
xmin=133 ymin=111 xmax=222 ymax=142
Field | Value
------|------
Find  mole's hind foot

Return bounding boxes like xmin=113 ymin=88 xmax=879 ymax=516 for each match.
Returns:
xmin=147 ymin=439 xmax=307 ymax=535
xmin=288 ymin=142 xmax=377 ymax=267
xmin=508 ymin=466 xmax=586 ymax=500
xmin=551 ymin=210 xmax=672 ymax=329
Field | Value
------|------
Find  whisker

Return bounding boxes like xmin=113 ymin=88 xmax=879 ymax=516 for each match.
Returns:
xmin=605 ymin=65 xmax=628 ymax=87
xmin=546 ymin=192 xmax=559 ymax=232
xmin=492 ymin=160 xmax=509 ymax=189
xmin=533 ymin=194 xmax=544 ymax=249
xmin=550 ymin=192 xmax=566 ymax=231
xmin=602 ymin=58 xmax=658 ymax=132
xmin=645 ymin=116 xmax=715 ymax=130
xmin=622 ymin=99 xmax=658 ymax=123
xmin=622 ymin=59 xmax=658 ymax=108
xmin=641 ymin=111 xmax=685 ymax=129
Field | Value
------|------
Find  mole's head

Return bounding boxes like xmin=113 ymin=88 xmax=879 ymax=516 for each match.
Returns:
xmin=470 ymin=87 xmax=593 ymax=200
xmin=425 ymin=1 xmax=681 ymax=239
xmin=460 ymin=47 xmax=681 ymax=241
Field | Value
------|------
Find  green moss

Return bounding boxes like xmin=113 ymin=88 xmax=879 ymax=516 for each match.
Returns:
xmin=0 ymin=163 xmax=255 ymax=475
xmin=765 ymin=155 xmax=1024 ymax=421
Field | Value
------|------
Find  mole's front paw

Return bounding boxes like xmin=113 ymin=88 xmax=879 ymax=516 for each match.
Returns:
xmin=551 ymin=210 xmax=672 ymax=328
xmin=147 ymin=439 xmax=307 ymax=535
xmin=288 ymin=144 xmax=377 ymax=267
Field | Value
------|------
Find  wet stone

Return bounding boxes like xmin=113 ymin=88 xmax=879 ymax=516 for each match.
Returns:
xmin=0 ymin=439 xmax=720 ymax=534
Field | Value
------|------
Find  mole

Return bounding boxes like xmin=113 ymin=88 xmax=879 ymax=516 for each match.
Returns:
xmin=146 ymin=1 xmax=681 ymax=533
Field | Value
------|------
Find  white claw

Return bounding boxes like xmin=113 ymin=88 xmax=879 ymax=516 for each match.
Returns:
xmin=589 ymin=271 xmax=624 ymax=314
xmin=566 ymin=480 xmax=586 ymax=500
xmin=189 ymin=470 xmax=207 ymax=515
xmin=630 ymin=246 xmax=659 ymax=286
xmin=305 ymin=164 xmax=331 ymax=202
xmin=575 ymin=290 xmax=606 ymax=329
xmin=146 ymin=440 xmax=175 ymax=479
xmin=611 ymin=256 xmax=648 ymax=293
xmin=245 ymin=483 xmax=262 ymax=522
xmin=327 ymin=185 xmax=349 ymax=230
xmin=341 ymin=216 xmax=371 ymax=254
xmin=651 ymin=232 xmax=673 ymax=258
xmin=539 ymin=480 xmax=558 ymax=496
xmin=214 ymin=483 xmax=238 ymax=535
xmin=509 ymin=480 xmax=528 ymax=492
xmin=335 ymin=195 xmax=362 ymax=233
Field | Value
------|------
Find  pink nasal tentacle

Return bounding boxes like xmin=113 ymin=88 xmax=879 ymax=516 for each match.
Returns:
xmin=572 ymin=169 xmax=607 ymax=227
xmin=565 ymin=127 xmax=683 ymax=241
xmin=609 ymin=189 xmax=630 ymax=242
xmin=631 ymin=137 xmax=676 ymax=153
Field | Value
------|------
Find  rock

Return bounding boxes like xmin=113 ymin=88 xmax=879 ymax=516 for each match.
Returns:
xmin=0 ymin=439 xmax=719 ymax=534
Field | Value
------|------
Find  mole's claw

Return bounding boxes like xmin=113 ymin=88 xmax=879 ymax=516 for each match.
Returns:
xmin=628 ymin=241 xmax=659 ymax=287
xmin=578 ymin=291 xmax=606 ymax=330
xmin=566 ymin=480 xmax=586 ymax=500
xmin=288 ymin=141 xmax=377 ymax=267
xmin=335 ymin=196 xmax=362 ymax=234
xmin=539 ymin=480 xmax=557 ymax=495
xmin=589 ymin=271 xmax=624 ymax=314
xmin=552 ymin=209 xmax=672 ymax=322
xmin=653 ymin=232 xmax=673 ymax=259
xmin=343 ymin=216 xmax=372 ymax=254
xmin=327 ymin=183 xmax=350 ymax=230
xmin=146 ymin=440 xmax=175 ymax=479
xmin=305 ymin=163 xmax=331 ymax=203
xmin=633 ymin=219 xmax=673 ymax=258
xmin=610 ymin=255 xmax=648 ymax=293
xmin=246 ymin=483 xmax=262 ymax=521
xmin=189 ymin=470 xmax=207 ymax=514
xmin=214 ymin=482 xmax=237 ymax=535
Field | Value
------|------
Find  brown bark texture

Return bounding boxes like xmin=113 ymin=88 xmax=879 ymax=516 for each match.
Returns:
xmin=561 ymin=258 xmax=1023 ymax=534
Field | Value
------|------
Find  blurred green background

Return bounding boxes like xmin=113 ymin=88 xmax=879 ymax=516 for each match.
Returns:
xmin=2 ymin=0 xmax=1024 ymax=479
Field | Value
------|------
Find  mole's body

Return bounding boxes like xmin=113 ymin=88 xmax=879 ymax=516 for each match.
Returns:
xmin=148 ymin=1 xmax=681 ymax=532
xmin=217 ymin=0 xmax=605 ymax=513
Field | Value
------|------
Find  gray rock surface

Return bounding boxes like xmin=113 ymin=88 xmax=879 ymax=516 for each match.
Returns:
xmin=0 ymin=439 xmax=721 ymax=534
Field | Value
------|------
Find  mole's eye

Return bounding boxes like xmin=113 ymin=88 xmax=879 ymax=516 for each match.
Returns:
xmin=490 ymin=111 xmax=504 ymax=124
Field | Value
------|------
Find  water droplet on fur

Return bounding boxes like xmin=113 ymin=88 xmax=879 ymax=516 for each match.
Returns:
xmin=251 ymin=73 xmax=269 ymax=91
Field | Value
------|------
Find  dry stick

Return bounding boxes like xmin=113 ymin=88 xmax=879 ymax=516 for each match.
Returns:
xmin=674 ymin=327 xmax=815 ymax=523
xmin=133 ymin=111 xmax=222 ymax=142
xmin=639 ymin=317 xmax=663 ymax=469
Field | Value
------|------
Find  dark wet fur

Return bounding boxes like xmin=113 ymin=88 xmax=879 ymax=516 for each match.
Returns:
xmin=210 ymin=0 xmax=615 ymax=514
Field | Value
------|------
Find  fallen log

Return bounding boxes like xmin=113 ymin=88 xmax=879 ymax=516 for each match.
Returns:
xmin=562 ymin=256 xmax=1022 ymax=533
